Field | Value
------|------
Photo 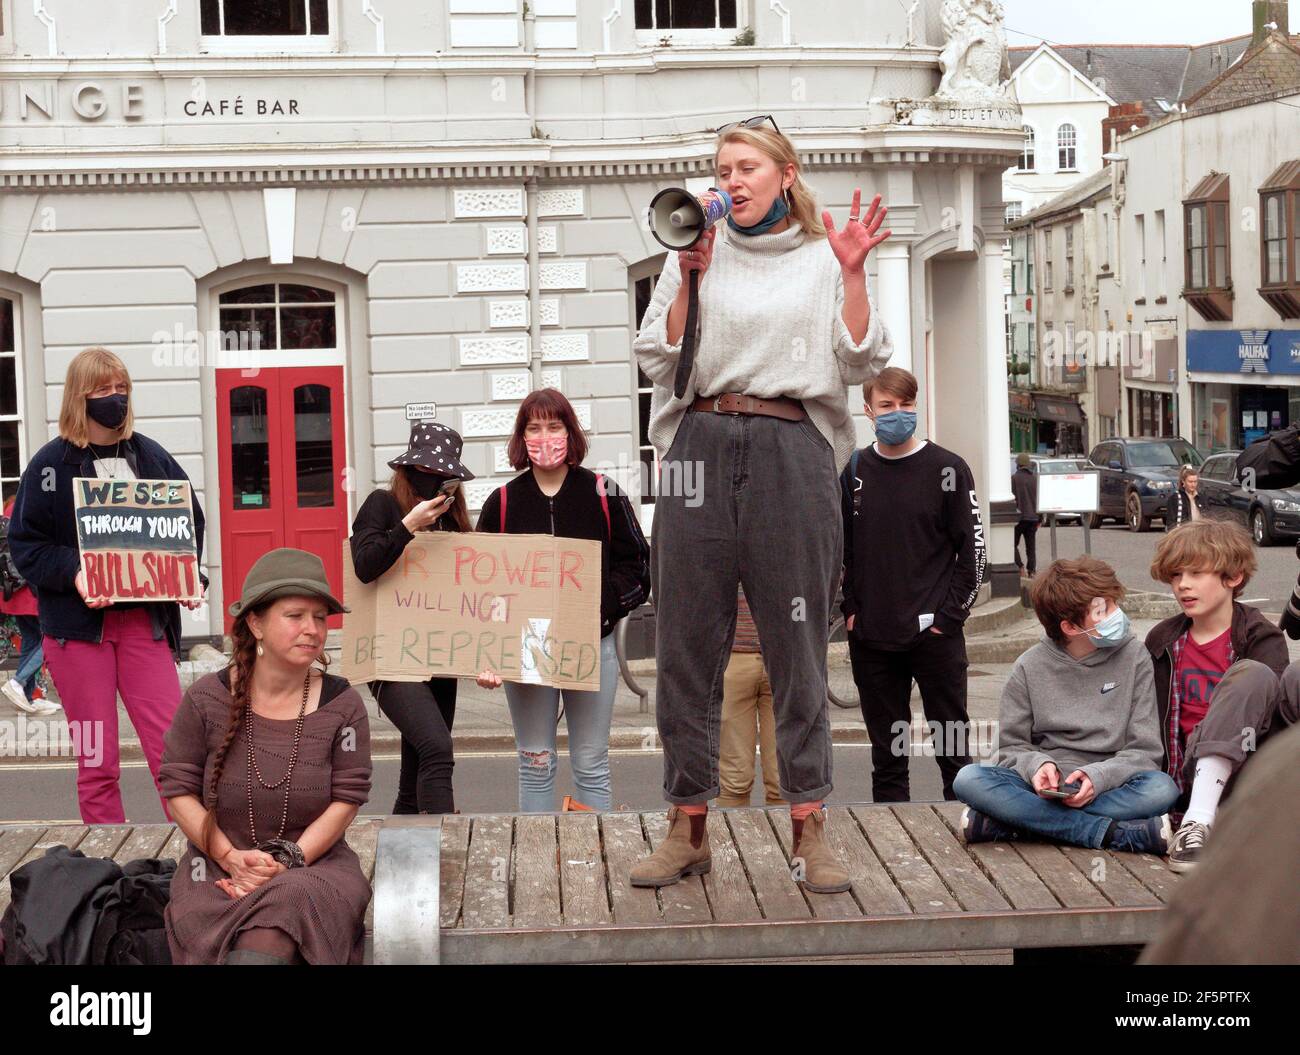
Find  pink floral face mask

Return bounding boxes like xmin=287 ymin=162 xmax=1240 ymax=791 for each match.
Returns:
xmin=525 ymin=434 xmax=568 ymax=470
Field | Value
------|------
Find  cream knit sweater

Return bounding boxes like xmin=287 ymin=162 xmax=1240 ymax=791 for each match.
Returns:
xmin=633 ymin=221 xmax=893 ymax=474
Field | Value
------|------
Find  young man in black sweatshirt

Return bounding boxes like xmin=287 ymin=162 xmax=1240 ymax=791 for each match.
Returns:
xmin=840 ymin=367 xmax=987 ymax=801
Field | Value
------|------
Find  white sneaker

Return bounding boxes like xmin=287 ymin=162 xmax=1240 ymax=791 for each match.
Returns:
xmin=1 ymin=677 xmax=60 ymax=716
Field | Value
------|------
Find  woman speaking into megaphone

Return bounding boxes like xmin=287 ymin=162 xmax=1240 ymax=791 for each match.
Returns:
xmin=631 ymin=117 xmax=894 ymax=894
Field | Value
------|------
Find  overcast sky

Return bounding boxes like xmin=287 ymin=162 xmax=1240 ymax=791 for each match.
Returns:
xmin=1001 ymin=0 xmax=1259 ymax=47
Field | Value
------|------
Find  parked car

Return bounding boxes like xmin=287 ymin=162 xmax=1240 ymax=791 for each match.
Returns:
xmin=1009 ymin=455 xmax=1090 ymax=523
xmin=1085 ymin=437 xmax=1204 ymax=532
xmin=1191 ymin=450 xmax=1300 ymax=546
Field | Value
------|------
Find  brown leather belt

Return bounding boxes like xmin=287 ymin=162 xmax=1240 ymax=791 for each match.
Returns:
xmin=691 ymin=393 xmax=806 ymax=421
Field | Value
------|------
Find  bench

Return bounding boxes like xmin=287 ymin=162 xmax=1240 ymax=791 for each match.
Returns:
xmin=1 ymin=804 xmax=1185 ymax=964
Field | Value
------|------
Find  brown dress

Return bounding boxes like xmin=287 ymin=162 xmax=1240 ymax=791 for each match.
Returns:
xmin=159 ymin=669 xmax=373 ymax=965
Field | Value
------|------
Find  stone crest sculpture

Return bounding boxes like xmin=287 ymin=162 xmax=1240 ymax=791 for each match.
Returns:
xmin=936 ymin=0 xmax=1012 ymax=100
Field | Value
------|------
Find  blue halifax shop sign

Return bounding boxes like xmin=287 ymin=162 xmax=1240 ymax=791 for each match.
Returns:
xmin=1187 ymin=329 xmax=1300 ymax=375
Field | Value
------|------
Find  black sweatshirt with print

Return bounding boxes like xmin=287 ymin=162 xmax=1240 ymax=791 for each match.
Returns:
xmin=839 ymin=442 xmax=987 ymax=649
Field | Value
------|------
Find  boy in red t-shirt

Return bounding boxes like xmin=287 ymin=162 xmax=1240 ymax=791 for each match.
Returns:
xmin=1146 ymin=520 xmax=1294 ymax=872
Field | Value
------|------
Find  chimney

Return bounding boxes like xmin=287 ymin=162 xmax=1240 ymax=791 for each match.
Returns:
xmin=1253 ymin=0 xmax=1290 ymax=45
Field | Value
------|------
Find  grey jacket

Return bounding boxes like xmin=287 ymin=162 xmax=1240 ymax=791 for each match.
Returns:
xmin=998 ymin=633 xmax=1164 ymax=795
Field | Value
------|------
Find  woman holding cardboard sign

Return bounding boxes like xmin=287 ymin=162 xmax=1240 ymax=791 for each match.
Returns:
xmin=349 ymin=421 xmax=474 ymax=816
xmin=8 ymin=347 xmax=207 ymax=824
xmin=475 ymin=388 xmax=651 ymax=813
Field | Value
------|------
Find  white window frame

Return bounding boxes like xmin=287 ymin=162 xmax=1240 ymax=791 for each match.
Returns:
xmin=0 ymin=288 xmax=29 ymax=501
xmin=1057 ymin=123 xmax=1078 ymax=172
xmin=1065 ymin=223 xmax=1075 ymax=289
xmin=1135 ymin=213 xmax=1147 ymax=302
xmin=211 ymin=278 xmax=345 ymax=368
xmin=635 ymin=0 xmax=741 ymax=46
xmin=1155 ymin=209 xmax=1167 ymax=299
xmin=1018 ymin=125 xmax=1036 ymax=173
xmin=632 ymin=267 xmax=662 ymax=533
xmin=199 ymin=0 xmax=338 ymax=54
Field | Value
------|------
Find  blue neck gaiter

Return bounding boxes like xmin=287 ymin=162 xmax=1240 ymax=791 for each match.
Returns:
xmin=727 ymin=194 xmax=789 ymax=236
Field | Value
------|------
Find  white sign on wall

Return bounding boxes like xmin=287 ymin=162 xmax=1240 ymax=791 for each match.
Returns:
xmin=405 ymin=402 xmax=437 ymax=421
xmin=1038 ymin=472 xmax=1100 ymax=514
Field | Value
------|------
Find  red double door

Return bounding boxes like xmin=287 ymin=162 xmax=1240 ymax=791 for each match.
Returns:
xmin=215 ymin=366 xmax=348 ymax=632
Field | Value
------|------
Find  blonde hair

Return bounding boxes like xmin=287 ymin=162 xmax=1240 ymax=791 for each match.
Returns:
xmin=715 ymin=126 xmax=827 ymax=238
xmin=59 ymin=348 xmax=134 ymax=447
xmin=1178 ymin=465 xmax=1199 ymax=488
xmin=1150 ymin=519 xmax=1255 ymax=599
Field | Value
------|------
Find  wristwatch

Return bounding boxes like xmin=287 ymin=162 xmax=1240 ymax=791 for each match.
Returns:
xmin=258 ymin=838 xmax=306 ymax=869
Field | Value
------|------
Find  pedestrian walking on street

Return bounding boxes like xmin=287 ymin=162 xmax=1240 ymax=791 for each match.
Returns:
xmin=1164 ymin=465 xmax=1202 ymax=531
xmin=7 ymin=348 xmax=207 ymax=824
xmin=0 ymin=495 xmax=61 ymax=716
xmin=841 ymin=367 xmax=986 ymax=803
xmin=475 ymin=389 xmax=650 ymax=813
xmin=1011 ymin=452 xmax=1039 ymax=577
xmin=350 ymin=421 xmax=475 ymax=816
xmin=631 ymin=118 xmax=893 ymax=894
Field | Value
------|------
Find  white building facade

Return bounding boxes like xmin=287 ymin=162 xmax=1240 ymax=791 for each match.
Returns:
xmin=1116 ymin=85 xmax=1300 ymax=459
xmin=0 ymin=0 xmax=1024 ymax=642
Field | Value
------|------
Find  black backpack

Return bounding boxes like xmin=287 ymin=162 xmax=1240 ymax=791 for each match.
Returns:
xmin=0 ymin=514 xmax=26 ymax=602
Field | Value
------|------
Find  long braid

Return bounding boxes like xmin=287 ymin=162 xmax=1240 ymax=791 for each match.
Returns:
xmin=199 ymin=614 xmax=258 ymax=857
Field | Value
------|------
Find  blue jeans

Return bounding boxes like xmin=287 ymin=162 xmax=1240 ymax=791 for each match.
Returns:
xmin=504 ymin=634 xmax=617 ymax=812
xmin=953 ymin=764 xmax=1180 ymax=849
xmin=14 ymin=615 xmax=43 ymax=696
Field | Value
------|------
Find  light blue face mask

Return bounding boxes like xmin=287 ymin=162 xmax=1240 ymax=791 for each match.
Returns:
xmin=1085 ymin=606 xmax=1130 ymax=647
xmin=873 ymin=410 xmax=918 ymax=446
xmin=727 ymin=194 xmax=789 ymax=235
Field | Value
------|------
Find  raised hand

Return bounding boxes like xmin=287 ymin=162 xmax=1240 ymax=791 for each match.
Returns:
xmin=822 ymin=189 xmax=891 ymax=275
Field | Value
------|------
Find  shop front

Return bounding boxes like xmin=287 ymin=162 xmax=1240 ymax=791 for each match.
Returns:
xmin=1187 ymin=329 xmax=1300 ymax=454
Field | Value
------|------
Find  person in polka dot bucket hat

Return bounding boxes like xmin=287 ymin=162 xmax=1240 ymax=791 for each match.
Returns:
xmin=347 ymin=420 xmax=475 ymax=816
xmin=386 ymin=420 xmax=475 ymax=488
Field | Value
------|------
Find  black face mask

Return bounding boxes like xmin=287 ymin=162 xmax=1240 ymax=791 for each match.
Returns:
xmin=86 ymin=394 xmax=129 ymax=430
xmin=408 ymin=470 xmax=445 ymax=501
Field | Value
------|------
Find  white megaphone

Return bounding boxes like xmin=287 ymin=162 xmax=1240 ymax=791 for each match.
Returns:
xmin=648 ymin=187 xmax=733 ymax=251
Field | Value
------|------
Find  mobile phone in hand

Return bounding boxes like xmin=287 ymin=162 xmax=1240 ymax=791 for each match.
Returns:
xmin=438 ymin=479 xmax=460 ymax=498
xmin=1041 ymin=782 xmax=1081 ymax=799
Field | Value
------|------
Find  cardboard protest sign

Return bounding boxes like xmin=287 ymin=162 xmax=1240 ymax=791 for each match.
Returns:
xmin=342 ymin=533 xmax=602 ymax=691
xmin=73 ymin=477 xmax=202 ymax=602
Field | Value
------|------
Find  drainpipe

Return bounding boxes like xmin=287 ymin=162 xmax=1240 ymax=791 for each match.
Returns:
xmin=524 ymin=3 xmax=543 ymax=388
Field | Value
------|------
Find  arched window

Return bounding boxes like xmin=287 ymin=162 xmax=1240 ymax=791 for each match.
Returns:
xmin=1058 ymin=124 xmax=1078 ymax=171
xmin=217 ymin=282 xmax=337 ymax=352
xmin=1019 ymin=126 xmax=1036 ymax=172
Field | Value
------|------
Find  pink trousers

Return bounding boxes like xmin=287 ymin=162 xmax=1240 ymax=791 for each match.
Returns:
xmin=43 ymin=607 xmax=182 ymax=824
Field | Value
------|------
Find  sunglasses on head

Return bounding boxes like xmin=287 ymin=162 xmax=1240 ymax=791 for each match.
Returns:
xmin=714 ymin=114 xmax=781 ymax=135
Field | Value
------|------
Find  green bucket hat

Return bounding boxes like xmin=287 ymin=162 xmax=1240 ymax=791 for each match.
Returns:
xmin=228 ymin=548 xmax=349 ymax=619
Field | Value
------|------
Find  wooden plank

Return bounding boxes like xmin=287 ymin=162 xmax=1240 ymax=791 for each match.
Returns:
xmin=932 ymin=803 xmax=1058 ymax=910
xmin=768 ymin=810 xmax=860 ymax=919
xmin=512 ymin=815 xmax=561 ymax=928
xmin=439 ymin=815 xmax=471 ymax=929
xmin=112 ymin=824 xmax=173 ymax=864
xmin=0 ymin=825 xmax=88 ymax=915
xmin=699 ymin=811 xmax=763 ymax=923
xmin=157 ymin=827 xmax=189 ymax=864
xmin=643 ymin=810 xmax=711 ymax=924
xmin=851 ymin=806 xmax=960 ymax=913
xmin=460 ymin=816 xmax=514 ymax=930
xmin=599 ymin=812 xmax=661 ymax=926
xmin=1012 ymin=843 xmax=1110 ymax=908
xmin=1057 ymin=847 xmax=1162 ymax=908
xmin=825 ymin=807 xmax=912 ymax=916
xmin=895 ymin=806 xmax=1009 ymax=913
xmin=725 ymin=809 xmax=810 ymax=922
xmin=76 ymin=827 xmax=133 ymax=862
xmin=0 ymin=827 xmax=46 ymax=882
xmin=1108 ymin=850 xmax=1185 ymax=905
xmin=557 ymin=813 xmax=612 ymax=927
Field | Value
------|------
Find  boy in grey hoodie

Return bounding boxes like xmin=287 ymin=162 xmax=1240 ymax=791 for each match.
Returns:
xmin=954 ymin=556 xmax=1179 ymax=852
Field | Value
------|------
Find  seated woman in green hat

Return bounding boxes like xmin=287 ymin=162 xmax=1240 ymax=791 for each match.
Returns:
xmin=159 ymin=548 xmax=373 ymax=965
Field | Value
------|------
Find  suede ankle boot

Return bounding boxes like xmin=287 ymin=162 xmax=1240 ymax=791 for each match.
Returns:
xmin=629 ymin=806 xmax=711 ymax=888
